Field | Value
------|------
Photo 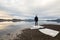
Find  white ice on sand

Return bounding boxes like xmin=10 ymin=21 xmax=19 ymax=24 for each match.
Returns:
xmin=30 ymin=25 xmax=59 ymax=37
xmin=30 ymin=25 xmax=44 ymax=29
xmin=39 ymin=28 xmax=59 ymax=37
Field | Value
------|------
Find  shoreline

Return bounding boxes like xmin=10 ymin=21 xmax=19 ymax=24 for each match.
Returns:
xmin=41 ymin=24 xmax=60 ymax=31
xmin=0 ymin=24 xmax=60 ymax=40
xmin=13 ymin=24 xmax=60 ymax=40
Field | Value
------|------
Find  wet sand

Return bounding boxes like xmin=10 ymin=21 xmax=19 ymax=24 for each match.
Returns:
xmin=41 ymin=24 xmax=60 ymax=31
xmin=13 ymin=24 xmax=60 ymax=40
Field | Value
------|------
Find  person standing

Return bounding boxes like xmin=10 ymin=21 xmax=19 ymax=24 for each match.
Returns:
xmin=34 ymin=16 xmax=38 ymax=26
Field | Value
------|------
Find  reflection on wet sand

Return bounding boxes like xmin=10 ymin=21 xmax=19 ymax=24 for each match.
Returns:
xmin=0 ymin=22 xmax=14 ymax=30
xmin=0 ymin=21 xmax=60 ymax=40
xmin=0 ymin=21 xmax=31 ymax=40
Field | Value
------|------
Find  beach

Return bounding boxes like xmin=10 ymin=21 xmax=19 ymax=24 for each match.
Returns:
xmin=0 ymin=21 xmax=60 ymax=40
xmin=13 ymin=24 xmax=60 ymax=40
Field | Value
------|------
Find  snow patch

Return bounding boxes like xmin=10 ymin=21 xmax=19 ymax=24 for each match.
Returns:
xmin=39 ymin=28 xmax=59 ymax=37
xmin=30 ymin=25 xmax=44 ymax=29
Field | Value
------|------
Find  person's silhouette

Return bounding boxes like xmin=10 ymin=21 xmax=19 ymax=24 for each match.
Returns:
xmin=34 ymin=16 xmax=38 ymax=26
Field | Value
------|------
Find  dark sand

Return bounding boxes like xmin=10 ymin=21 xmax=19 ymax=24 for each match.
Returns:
xmin=13 ymin=24 xmax=60 ymax=40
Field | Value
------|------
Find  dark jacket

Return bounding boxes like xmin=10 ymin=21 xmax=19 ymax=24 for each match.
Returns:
xmin=34 ymin=16 xmax=38 ymax=22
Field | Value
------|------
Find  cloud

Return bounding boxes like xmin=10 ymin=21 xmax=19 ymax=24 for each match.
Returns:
xmin=29 ymin=0 xmax=57 ymax=8
xmin=0 ymin=10 xmax=13 ymax=19
xmin=0 ymin=0 xmax=60 ymax=19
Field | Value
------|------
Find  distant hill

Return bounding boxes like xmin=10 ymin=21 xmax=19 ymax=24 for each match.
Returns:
xmin=0 ymin=19 xmax=34 ymax=22
xmin=24 ymin=19 xmax=34 ymax=22
xmin=0 ymin=19 xmax=22 ymax=22
xmin=46 ymin=19 xmax=60 ymax=23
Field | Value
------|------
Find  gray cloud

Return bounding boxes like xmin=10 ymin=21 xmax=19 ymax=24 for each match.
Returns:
xmin=0 ymin=0 xmax=60 ymax=19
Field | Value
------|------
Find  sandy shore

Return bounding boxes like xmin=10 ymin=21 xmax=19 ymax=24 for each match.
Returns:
xmin=41 ymin=24 xmax=60 ymax=31
xmin=13 ymin=24 xmax=60 ymax=40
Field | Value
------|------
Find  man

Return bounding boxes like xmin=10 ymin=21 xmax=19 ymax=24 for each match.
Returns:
xmin=34 ymin=16 xmax=38 ymax=26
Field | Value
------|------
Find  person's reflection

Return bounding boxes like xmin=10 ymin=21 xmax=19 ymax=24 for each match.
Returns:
xmin=34 ymin=16 xmax=38 ymax=26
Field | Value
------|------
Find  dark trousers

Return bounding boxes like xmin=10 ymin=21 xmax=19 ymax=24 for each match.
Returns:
xmin=35 ymin=21 xmax=38 ymax=26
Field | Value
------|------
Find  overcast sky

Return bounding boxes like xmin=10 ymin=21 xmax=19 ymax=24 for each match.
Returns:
xmin=0 ymin=0 xmax=60 ymax=20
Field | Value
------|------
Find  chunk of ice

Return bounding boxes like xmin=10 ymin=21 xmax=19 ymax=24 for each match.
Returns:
xmin=30 ymin=25 xmax=44 ymax=29
xmin=39 ymin=28 xmax=59 ymax=37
